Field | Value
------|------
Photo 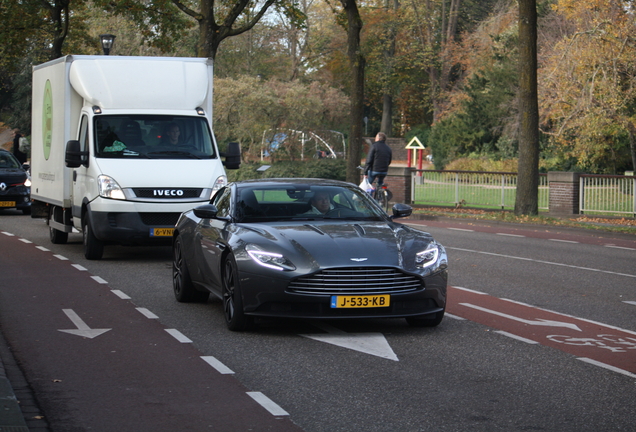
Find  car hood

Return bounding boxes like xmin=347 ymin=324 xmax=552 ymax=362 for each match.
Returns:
xmin=237 ymin=221 xmax=434 ymax=269
xmin=0 ymin=168 xmax=27 ymax=184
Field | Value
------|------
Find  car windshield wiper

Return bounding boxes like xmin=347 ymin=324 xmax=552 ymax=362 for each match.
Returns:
xmin=146 ymin=151 xmax=201 ymax=159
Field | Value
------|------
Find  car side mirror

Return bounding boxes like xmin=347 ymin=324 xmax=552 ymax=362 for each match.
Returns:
xmin=391 ymin=203 xmax=412 ymax=219
xmin=221 ymin=142 xmax=241 ymax=170
xmin=65 ymin=140 xmax=89 ymax=168
xmin=193 ymin=204 xmax=219 ymax=219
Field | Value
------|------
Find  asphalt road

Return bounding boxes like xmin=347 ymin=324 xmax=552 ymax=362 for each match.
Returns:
xmin=0 ymin=210 xmax=635 ymax=431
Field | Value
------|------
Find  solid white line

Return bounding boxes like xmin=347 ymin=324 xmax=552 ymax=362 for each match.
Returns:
xmin=452 ymin=286 xmax=489 ymax=295
xmin=201 ymin=356 xmax=235 ymax=374
xmin=447 ymin=247 xmax=636 ymax=279
xmin=577 ymin=358 xmax=636 ymax=379
xmin=91 ymin=276 xmax=108 ymax=284
xmin=494 ymin=330 xmax=539 ymax=344
xmin=548 ymin=238 xmax=579 ymax=243
xmin=136 ymin=308 xmax=158 ymax=319
xmin=1 ymin=231 xmax=14 ymax=236
xmin=71 ymin=264 xmax=87 ymax=271
xmin=496 ymin=233 xmax=525 ymax=237
xmin=247 ymin=392 xmax=289 ymax=416
xmin=165 ymin=329 xmax=192 ymax=343
xmin=53 ymin=254 xmax=68 ymax=261
xmin=19 ymin=238 xmax=32 ymax=243
xmin=447 ymin=228 xmax=474 ymax=232
xmin=36 ymin=246 xmax=49 ymax=251
xmin=605 ymin=245 xmax=636 ymax=251
xmin=445 ymin=313 xmax=466 ymax=320
xmin=111 ymin=290 xmax=131 ymax=300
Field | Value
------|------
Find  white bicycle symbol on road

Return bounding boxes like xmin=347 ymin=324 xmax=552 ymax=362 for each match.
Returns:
xmin=547 ymin=334 xmax=636 ymax=353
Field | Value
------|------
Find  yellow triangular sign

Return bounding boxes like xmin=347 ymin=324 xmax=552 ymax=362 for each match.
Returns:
xmin=405 ymin=137 xmax=425 ymax=149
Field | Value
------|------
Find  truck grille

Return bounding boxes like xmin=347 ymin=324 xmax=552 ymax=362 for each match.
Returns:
xmin=133 ymin=188 xmax=203 ymax=199
xmin=288 ymin=267 xmax=422 ymax=295
xmin=139 ymin=213 xmax=181 ymax=226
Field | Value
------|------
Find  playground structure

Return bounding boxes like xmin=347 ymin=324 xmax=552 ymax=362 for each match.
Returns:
xmin=258 ymin=128 xmax=346 ymax=162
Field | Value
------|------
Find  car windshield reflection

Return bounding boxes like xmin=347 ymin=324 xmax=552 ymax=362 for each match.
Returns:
xmin=234 ymin=184 xmax=387 ymax=223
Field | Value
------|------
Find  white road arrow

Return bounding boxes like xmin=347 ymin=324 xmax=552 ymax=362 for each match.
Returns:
xmin=460 ymin=303 xmax=582 ymax=332
xmin=58 ymin=309 xmax=111 ymax=339
xmin=300 ymin=322 xmax=399 ymax=361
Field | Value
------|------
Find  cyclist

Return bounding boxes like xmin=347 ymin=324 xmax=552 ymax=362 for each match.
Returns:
xmin=363 ymin=132 xmax=392 ymax=192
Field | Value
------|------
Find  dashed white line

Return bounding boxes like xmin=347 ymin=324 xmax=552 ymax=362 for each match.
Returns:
xmin=136 ymin=308 xmax=159 ymax=319
xmin=447 ymin=228 xmax=474 ymax=232
xmin=577 ymin=358 xmax=636 ymax=379
xmin=165 ymin=329 xmax=192 ymax=343
xmin=53 ymin=254 xmax=69 ymax=261
xmin=496 ymin=233 xmax=525 ymax=237
xmin=201 ymin=356 xmax=235 ymax=374
xmin=247 ymin=392 xmax=289 ymax=416
xmin=19 ymin=238 xmax=32 ymax=243
xmin=36 ymin=246 xmax=49 ymax=252
xmin=548 ymin=238 xmax=579 ymax=243
xmin=445 ymin=313 xmax=466 ymax=320
xmin=605 ymin=245 xmax=636 ymax=251
xmin=495 ymin=330 xmax=539 ymax=344
xmin=91 ymin=276 xmax=108 ymax=284
xmin=1 ymin=231 xmax=14 ymax=236
xmin=111 ymin=290 xmax=131 ymax=299
xmin=448 ymin=247 xmax=636 ymax=278
xmin=453 ymin=286 xmax=489 ymax=295
xmin=71 ymin=264 xmax=87 ymax=271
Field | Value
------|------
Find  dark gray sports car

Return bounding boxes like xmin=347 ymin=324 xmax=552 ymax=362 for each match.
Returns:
xmin=172 ymin=178 xmax=448 ymax=331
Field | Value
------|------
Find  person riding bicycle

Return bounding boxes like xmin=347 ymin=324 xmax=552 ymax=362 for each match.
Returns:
xmin=364 ymin=132 xmax=392 ymax=189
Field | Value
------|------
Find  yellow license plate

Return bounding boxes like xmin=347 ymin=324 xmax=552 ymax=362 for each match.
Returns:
xmin=150 ymin=227 xmax=174 ymax=237
xmin=0 ymin=201 xmax=16 ymax=207
xmin=330 ymin=295 xmax=390 ymax=308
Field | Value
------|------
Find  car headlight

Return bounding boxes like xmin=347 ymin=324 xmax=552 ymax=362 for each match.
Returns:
xmin=246 ymin=244 xmax=296 ymax=271
xmin=24 ymin=178 xmax=32 ymax=187
xmin=97 ymin=175 xmax=126 ymax=200
xmin=415 ymin=243 xmax=447 ymax=271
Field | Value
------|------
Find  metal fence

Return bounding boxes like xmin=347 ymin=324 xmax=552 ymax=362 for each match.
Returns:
xmin=411 ymin=170 xmax=549 ymax=210
xmin=579 ymin=175 xmax=636 ymax=217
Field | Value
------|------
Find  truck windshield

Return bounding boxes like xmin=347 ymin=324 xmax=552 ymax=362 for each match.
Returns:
xmin=94 ymin=115 xmax=218 ymax=159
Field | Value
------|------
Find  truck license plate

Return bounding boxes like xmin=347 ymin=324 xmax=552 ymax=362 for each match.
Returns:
xmin=150 ymin=228 xmax=174 ymax=237
xmin=330 ymin=295 xmax=390 ymax=308
xmin=0 ymin=201 xmax=15 ymax=207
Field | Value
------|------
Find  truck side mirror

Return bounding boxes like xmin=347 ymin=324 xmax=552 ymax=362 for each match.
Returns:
xmin=221 ymin=142 xmax=241 ymax=170
xmin=65 ymin=140 xmax=88 ymax=168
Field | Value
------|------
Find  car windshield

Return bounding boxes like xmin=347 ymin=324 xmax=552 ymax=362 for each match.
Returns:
xmin=94 ymin=115 xmax=217 ymax=159
xmin=234 ymin=184 xmax=388 ymax=223
xmin=0 ymin=152 xmax=21 ymax=169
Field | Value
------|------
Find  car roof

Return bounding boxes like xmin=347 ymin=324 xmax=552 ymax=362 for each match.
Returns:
xmin=232 ymin=178 xmax=353 ymax=188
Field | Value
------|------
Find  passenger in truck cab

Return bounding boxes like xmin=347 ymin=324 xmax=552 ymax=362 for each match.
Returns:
xmin=162 ymin=123 xmax=181 ymax=146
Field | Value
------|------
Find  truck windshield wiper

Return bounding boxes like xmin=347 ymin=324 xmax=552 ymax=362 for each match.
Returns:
xmin=146 ymin=151 xmax=201 ymax=159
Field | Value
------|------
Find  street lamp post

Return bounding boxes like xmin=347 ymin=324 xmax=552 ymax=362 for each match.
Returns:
xmin=99 ymin=34 xmax=116 ymax=55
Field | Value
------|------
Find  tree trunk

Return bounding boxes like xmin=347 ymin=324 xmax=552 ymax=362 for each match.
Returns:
xmin=340 ymin=0 xmax=366 ymax=183
xmin=381 ymin=94 xmax=393 ymax=135
xmin=514 ymin=0 xmax=539 ymax=216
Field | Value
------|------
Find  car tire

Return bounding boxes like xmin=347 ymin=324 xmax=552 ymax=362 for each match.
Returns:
xmin=22 ymin=208 xmax=31 ymax=215
xmin=173 ymin=235 xmax=209 ymax=303
xmin=406 ymin=310 xmax=445 ymax=327
xmin=222 ymin=255 xmax=253 ymax=332
xmin=49 ymin=225 xmax=68 ymax=244
xmin=83 ymin=217 xmax=104 ymax=260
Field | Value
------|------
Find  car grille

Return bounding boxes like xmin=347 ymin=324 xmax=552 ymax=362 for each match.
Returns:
xmin=139 ymin=213 xmax=181 ymax=226
xmin=288 ymin=267 xmax=422 ymax=295
xmin=133 ymin=188 xmax=203 ymax=199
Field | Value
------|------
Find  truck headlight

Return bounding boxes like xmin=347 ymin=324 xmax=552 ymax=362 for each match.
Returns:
xmin=98 ymin=175 xmax=126 ymax=200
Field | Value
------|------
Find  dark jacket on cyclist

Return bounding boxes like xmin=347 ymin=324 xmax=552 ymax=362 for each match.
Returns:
xmin=364 ymin=136 xmax=392 ymax=176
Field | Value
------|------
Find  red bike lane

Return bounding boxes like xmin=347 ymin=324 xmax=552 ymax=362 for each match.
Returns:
xmin=0 ymin=231 xmax=304 ymax=432
xmin=447 ymin=286 xmax=636 ymax=378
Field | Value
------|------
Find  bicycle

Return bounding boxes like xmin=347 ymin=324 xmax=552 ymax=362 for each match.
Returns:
xmin=358 ymin=166 xmax=392 ymax=212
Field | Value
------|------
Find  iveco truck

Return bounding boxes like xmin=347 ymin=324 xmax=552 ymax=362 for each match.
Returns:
xmin=30 ymin=55 xmax=240 ymax=260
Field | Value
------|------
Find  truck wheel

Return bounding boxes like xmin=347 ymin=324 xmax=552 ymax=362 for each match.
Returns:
xmin=49 ymin=226 xmax=68 ymax=244
xmin=83 ymin=218 xmax=104 ymax=260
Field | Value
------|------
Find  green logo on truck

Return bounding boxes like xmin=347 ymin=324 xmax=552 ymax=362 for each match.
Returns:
xmin=42 ymin=80 xmax=53 ymax=160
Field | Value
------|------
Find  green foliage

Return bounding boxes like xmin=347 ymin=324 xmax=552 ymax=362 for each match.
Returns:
xmin=227 ymin=159 xmax=347 ymax=182
xmin=444 ymin=155 xmax=518 ymax=172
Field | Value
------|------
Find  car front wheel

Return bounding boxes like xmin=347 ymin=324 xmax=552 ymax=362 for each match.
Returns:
xmin=222 ymin=256 xmax=253 ymax=331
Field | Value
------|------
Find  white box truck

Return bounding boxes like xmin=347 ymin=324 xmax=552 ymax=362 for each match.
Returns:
xmin=30 ymin=55 xmax=240 ymax=260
